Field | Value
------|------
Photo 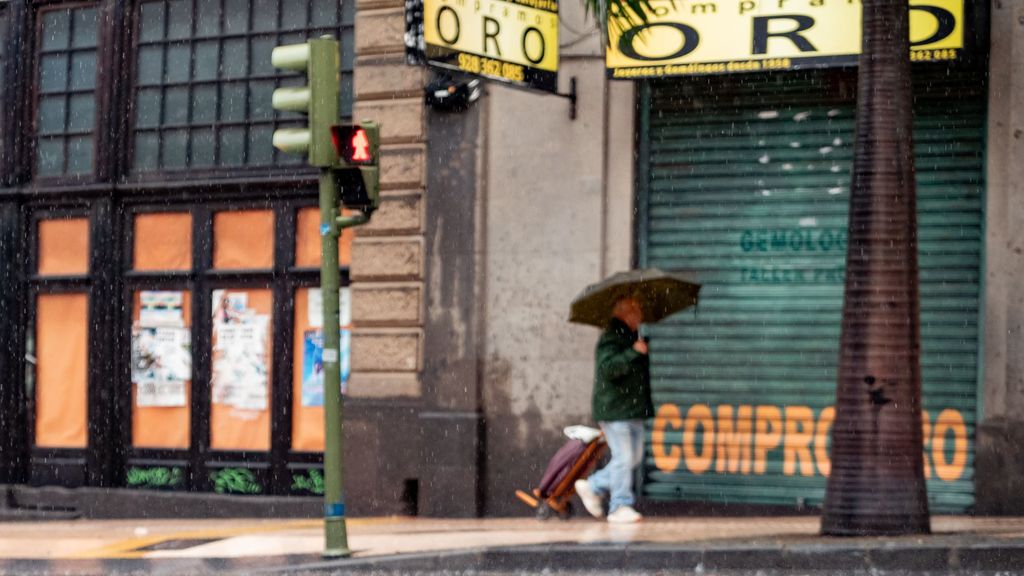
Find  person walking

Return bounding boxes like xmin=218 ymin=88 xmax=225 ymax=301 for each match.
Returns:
xmin=575 ymin=296 xmax=653 ymax=524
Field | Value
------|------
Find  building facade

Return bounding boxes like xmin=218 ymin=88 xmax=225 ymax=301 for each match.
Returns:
xmin=423 ymin=0 xmax=1024 ymax=517
xmin=2 ymin=0 xmax=1024 ymax=519
xmin=0 ymin=0 xmax=438 ymax=515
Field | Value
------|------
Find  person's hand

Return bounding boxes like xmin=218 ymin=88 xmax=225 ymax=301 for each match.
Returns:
xmin=633 ymin=340 xmax=649 ymax=355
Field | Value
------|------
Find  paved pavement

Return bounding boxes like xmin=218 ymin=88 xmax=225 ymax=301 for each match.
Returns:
xmin=1 ymin=515 xmax=1024 ymax=574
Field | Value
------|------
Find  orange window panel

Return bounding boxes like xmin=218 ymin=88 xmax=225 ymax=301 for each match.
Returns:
xmin=213 ymin=210 xmax=274 ymax=270
xmin=295 ymin=206 xmax=352 ymax=268
xmin=209 ymin=288 xmax=273 ymax=451
xmin=292 ymin=287 xmax=324 ymax=452
xmin=134 ymin=213 xmax=192 ymax=271
xmin=131 ymin=291 xmax=192 ymax=450
xmin=35 ymin=293 xmax=89 ymax=448
xmin=38 ymin=218 xmax=89 ymax=276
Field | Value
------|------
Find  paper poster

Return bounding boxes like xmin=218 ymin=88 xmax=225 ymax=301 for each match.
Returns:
xmin=301 ymin=329 xmax=351 ymax=407
xmin=301 ymin=331 xmax=325 ymax=406
xmin=132 ymin=325 xmax=191 ymax=407
xmin=307 ymin=288 xmax=352 ymax=328
xmin=140 ymin=290 xmax=185 ymax=327
xmin=212 ymin=290 xmax=250 ymax=325
xmin=211 ymin=290 xmax=269 ymax=412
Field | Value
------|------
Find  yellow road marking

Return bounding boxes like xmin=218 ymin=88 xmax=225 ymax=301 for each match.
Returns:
xmin=70 ymin=517 xmax=400 ymax=559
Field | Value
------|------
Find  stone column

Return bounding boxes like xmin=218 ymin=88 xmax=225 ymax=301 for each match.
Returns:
xmin=976 ymin=0 xmax=1024 ymax=514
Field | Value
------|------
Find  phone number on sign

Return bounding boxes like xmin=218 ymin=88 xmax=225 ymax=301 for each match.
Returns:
xmin=910 ymin=49 xmax=958 ymax=61
xmin=458 ymin=53 xmax=525 ymax=83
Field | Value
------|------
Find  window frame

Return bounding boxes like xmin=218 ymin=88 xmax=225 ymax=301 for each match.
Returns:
xmin=119 ymin=0 xmax=355 ymax=183
xmin=0 ymin=1 xmax=11 ymax=186
xmin=28 ymin=1 xmax=106 ymax=184
xmin=10 ymin=0 xmax=355 ymax=189
xmin=119 ymin=196 xmax=350 ymax=494
xmin=25 ymin=206 xmax=94 ymax=487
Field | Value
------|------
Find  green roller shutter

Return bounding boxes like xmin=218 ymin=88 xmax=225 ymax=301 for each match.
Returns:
xmin=639 ymin=66 xmax=984 ymax=513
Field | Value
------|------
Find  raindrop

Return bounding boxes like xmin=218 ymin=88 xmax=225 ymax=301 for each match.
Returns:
xmin=833 ymin=137 xmax=843 ymax=146
xmin=759 ymin=154 xmax=771 ymax=164
xmin=758 ymin=139 xmax=766 ymax=146
xmin=819 ymin=146 xmax=834 ymax=155
xmin=761 ymin=190 xmax=771 ymax=197
xmin=827 ymin=109 xmax=841 ymax=117
xmin=789 ymin=142 xmax=801 ymax=148
xmin=793 ymin=111 xmax=811 ymax=121
xmin=828 ymin=187 xmax=844 ymax=195
xmin=799 ymin=217 xmax=818 ymax=227
xmin=830 ymin=165 xmax=841 ymax=173
xmin=782 ymin=163 xmax=793 ymax=171
xmin=758 ymin=110 xmax=780 ymax=119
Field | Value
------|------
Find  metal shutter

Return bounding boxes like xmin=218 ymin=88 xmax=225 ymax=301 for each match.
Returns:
xmin=639 ymin=66 xmax=984 ymax=513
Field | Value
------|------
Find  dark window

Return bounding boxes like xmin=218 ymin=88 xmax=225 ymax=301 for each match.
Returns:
xmin=34 ymin=5 xmax=100 ymax=178
xmin=131 ymin=0 xmax=355 ymax=173
xmin=1 ymin=1 xmax=8 ymax=172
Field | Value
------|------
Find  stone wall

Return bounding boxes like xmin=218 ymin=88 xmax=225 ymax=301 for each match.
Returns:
xmin=350 ymin=0 xmax=427 ymax=399
xmin=977 ymin=0 xmax=1024 ymax=514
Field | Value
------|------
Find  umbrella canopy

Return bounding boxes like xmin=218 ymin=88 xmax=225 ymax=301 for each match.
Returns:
xmin=569 ymin=268 xmax=700 ymax=328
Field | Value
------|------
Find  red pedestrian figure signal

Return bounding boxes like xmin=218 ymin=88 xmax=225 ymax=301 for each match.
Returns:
xmin=331 ymin=124 xmax=375 ymax=165
xmin=350 ymin=129 xmax=370 ymax=162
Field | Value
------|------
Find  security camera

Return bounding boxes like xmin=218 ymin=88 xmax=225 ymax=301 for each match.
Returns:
xmin=424 ymin=78 xmax=482 ymax=112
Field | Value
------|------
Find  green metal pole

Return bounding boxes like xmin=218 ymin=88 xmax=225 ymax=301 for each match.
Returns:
xmin=319 ymin=168 xmax=351 ymax=558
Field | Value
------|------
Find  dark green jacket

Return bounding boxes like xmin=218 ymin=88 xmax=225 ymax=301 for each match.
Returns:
xmin=592 ymin=318 xmax=653 ymax=422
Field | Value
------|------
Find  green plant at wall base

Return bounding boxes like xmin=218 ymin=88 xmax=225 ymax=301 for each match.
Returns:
xmin=209 ymin=468 xmax=263 ymax=495
xmin=292 ymin=469 xmax=325 ymax=495
xmin=126 ymin=467 xmax=184 ymax=490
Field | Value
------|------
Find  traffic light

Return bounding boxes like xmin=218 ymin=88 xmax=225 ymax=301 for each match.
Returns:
xmin=271 ymin=37 xmax=339 ymax=167
xmin=331 ymin=122 xmax=380 ymax=212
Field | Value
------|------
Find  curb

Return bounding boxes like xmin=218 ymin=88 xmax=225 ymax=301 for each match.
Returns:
xmin=3 ymin=540 xmax=1024 ymax=575
xmin=272 ymin=541 xmax=1024 ymax=574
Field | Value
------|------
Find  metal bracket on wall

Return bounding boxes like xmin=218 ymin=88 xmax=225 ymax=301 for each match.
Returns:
xmin=551 ymin=77 xmax=578 ymax=121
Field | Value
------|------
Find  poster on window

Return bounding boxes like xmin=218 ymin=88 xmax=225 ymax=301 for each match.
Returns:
xmin=306 ymin=288 xmax=352 ymax=329
xmin=140 ymin=290 xmax=185 ymax=327
xmin=211 ymin=290 xmax=270 ymax=412
xmin=301 ymin=329 xmax=351 ymax=407
xmin=131 ymin=326 xmax=191 ymax=407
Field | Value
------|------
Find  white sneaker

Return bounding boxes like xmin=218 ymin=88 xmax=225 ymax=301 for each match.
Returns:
xmin=574 ymin=479 xmax=604 ymax=518
xmin=607 ymin=505 xmax=642 ymax=524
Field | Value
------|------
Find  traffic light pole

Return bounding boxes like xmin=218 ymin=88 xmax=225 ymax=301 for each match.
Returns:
xmin=271 ymin=35 xmax=378 ymax=559
xmin=319 ymin=168 xmax=350 ymax=558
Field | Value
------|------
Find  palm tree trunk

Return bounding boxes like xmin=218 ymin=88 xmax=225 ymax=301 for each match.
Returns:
xmin=820 ymin=0 xmax=930 ymax=535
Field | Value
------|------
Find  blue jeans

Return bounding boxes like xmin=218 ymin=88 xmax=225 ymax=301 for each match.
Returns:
xmin=588 ymin=419 xmax=645 ymax=513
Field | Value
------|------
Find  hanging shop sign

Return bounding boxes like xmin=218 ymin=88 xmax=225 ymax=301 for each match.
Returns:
xmin=418 ymin=0 xmax=560 ymax=92
xmin=606 ymin=0 xmax=964 ymax=78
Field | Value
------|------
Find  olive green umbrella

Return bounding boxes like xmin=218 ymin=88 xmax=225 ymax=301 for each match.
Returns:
xmin=568 ymin=268 xmax=700 ymax=328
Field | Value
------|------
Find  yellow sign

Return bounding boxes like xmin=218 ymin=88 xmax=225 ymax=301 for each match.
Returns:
xmin=652 ymin=403 xmax=970 ymax=482
xmin=424 ymin=0 xmax=559 ymax=91
xmin=607 ymin=0 xmax=964 ymax=78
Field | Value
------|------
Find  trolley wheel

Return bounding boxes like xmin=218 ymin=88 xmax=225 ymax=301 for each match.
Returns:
xmin=557 ymin=501 xmax=574 ymax=521
xmin=535 ymin=502 xmax=553 ymax=521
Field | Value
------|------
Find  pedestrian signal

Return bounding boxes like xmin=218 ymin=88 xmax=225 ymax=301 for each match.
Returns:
xmin=331 ymin=125 xmax=375 ymax=165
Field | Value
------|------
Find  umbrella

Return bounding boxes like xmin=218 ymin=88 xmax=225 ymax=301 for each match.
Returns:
xmin=568 ymin=268 xmax=700 ymax=328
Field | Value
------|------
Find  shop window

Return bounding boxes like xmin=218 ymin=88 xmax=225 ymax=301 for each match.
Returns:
xmin=34 ymin=5 xmax=99 ymax=177
xmin=130 ymin=0 xmax=354 ymax=172
xmin=209 ymin=288 xmax=272 ymax=451
xmin=131 ymin=290 xmax=192 ymax=449
xmin=133 ymin=212 xmax=192 ymax=271
xmin=291 ymin=286 xmax=350 ymax=452
xmin=34 ymin=293 xmax=89 ymax=448
xmin=37 ymin=217 xmax=89 ymax=276
xmin=213 ymin=209 xmax=274 ymax=269
xmin=295 ymin=206 xmax=353 ymax=268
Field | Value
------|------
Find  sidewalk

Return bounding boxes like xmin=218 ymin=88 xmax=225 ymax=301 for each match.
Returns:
xmin=1 ymin=515 xmax=1023 ymax=574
